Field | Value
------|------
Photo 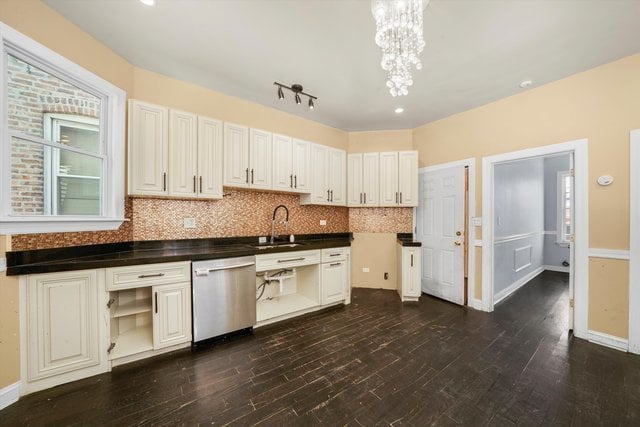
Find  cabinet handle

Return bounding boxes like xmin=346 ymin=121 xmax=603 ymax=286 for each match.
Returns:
xmin=359 ymin=193 xmax=362 ymax=204
xmin=277 ymin=257 xmax=305 ymax=263
xmin=364 ymin=193 xmax=367 ymax=204
xmin=199 ymin=176 xmax=203 ymax=193
xmin=327 ymin=189 xmax=330 ymax=202
xmin=154 ymin=292 xmax=158 ymax=314
xmin=411 ymin=254 xmax=414 ymax=267
xmin=400 ymin=192 xmax=403 ymax=204
xmin=138 ymin=273 xmax=165 ymax=279
xmin=163 ymin=172 xmax=167 ymax=191
xmin=396 ymin=192 xmax=398 ymax=203
xmin=290 ymin=174 xmax=293 ymax=188
xmin=245 ymin=168 xmax=249 ymax=183
xmin=251 ymin=169 xmax=254 ymax=184
xmin=329 ymin=262 xmax=342 ymax=267
xmin=329 ymin=253 xmax=341 ymax=257
xmin=294 ymin=175 xmax=297 ymax=188
xmin=330 ymin=190 xmax=333 ymax=202
xmin=193 ymin=175 xmax=197 ymax=193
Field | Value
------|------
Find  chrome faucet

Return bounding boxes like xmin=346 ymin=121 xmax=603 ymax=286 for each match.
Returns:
xmin=271 ymin=205 xmax=289 ymax=244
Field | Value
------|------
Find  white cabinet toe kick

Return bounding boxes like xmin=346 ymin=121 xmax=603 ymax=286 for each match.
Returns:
xmin=254 ymin=247 xmax=350 ymax=327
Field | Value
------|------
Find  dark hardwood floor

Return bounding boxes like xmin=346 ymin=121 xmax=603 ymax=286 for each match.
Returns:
xmin=3 ymin=271 xmax=640 ymax=426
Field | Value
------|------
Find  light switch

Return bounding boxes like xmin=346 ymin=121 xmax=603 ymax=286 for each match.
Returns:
xmin=183 ymin=217 xmax=196 ymax=228
xmin=362 ymin=267 xmax=370 ymax=273
xmin=320 ymin=219 xmax=327 ymax=226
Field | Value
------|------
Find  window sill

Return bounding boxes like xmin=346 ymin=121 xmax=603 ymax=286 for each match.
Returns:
xmin=0 ymin=218 xmax=125 ymax=235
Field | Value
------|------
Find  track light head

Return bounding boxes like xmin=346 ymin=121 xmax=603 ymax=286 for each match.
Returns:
xmin=277 ymin=86 xmax=284 ymax=100
xmin=308 ymin=97 xmax=314 ymax=109
xmin=295 ymin=93 xmax=301 ymax=104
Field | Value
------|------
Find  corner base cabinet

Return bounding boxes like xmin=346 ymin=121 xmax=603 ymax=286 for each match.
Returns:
xmin=397 ymin=245 xmax=422 ymax=301
xmin=21 ymin=269 xmax=110 ymax=394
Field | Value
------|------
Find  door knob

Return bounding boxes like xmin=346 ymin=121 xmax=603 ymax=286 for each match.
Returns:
xmin=454 ymin=241 xmax=462 ymax=246
xmin=456 ymin=231 xmax=462 ymax=236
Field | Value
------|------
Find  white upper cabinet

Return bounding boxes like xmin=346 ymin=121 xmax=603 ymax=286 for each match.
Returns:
xmin=379 ymin=151 xmax=399 ymax=206
xmin=128 ymin=100 xmax=168 ymax=196
xmin=249 ymin=128 xmax=272 ymax=190
xmin=398 ymin=151 xmax=419 ymax=206
xmin=168 ymin=110 xmax=198 ymax=198
xmin=272 ymin=133 xmax=293 ymax=191
xmin=223 ymin=122 xmax=250 ymax=188
xmin=347 ymin=153 xmax=363 ymax=206
xmin=129 ymin=100 xmax=223 ymax=199
xmin=328 ymin=148 xmax=346 ymax=205
xmin=348 ymin=152 xmax=379 ymax=207
xmin=292 ymin=138 xmax=311 ymax=192
xmin=302 ymin=144 xmax=346 ymax=206
xmin=379 ymin=150 xmax=418 ymax=207
xmin=197 ymin=117 xmax=224 ymax=199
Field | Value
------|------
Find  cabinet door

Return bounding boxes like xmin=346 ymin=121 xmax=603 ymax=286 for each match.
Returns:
xmin=347 ymin=153 xmax=363 ymax=207
xmin=197 ymin=116 xmax=223 ymax=199
xmin=292 ymin=138 xmax=311 ymax=193
xmin=25 ymin=270 xmax=108 ymax=389
xmin=321 ymin=261 xmax=347 ymax=305
xmin=404 ymin=248 xmax=422 ymax=297
xmin=362 ymin=152 xmax=380 ymax=206
xmin=168 ymin=110 xmax=198 ymax=198
xmin=128 ymin=100 xmax=168 ymax=196
xmin=379 ymin=151 xmax=399 ymax=206
xmin=249 ymin=128 xmax=272 ymax=190
xmin=307 ymin=144 xmax=329 ymax=204
xmin=398 ymin=151 xmax=419 ymax=206
xmin=153 ymin=283 xmax=191 ymax=349
xmin=328 ymin=148 xmax=347 ymax=205
xmin=272 ymin=133 xmax=293 ymax=192
xmin=223 ymin=122 xmax=250 ymax=187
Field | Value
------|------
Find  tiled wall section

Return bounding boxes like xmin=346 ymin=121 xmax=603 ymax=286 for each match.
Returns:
xmin=11 ymin=193 xmax=414 ymax=249
xmin=349 ymin=207 xmax=413 ymax=233
xmin=131 ymin=190 xmax=348 ymax=240
xmin=12 ymin=198 xmax=133 ymax=250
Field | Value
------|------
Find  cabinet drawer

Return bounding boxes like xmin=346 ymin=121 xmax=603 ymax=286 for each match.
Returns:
xmin=106 ymin=261 xmax=191 ymax=290
xmin=256 ymin=249 xmax=320 ymax=271
xmin=321 ymin=247 xmax=349 ymax=263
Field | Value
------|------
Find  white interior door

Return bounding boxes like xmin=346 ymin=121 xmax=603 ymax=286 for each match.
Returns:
xmin=416 ymin=165 xmax=465 ymax=305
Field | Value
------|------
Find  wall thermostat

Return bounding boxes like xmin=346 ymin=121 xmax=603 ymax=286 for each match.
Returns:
xmin=597 ymin=175 xmax=614 ymax=186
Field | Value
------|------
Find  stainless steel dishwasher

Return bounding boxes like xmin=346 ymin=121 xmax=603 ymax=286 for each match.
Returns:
xmin=192 ymin=256 xmax=256 ymax=343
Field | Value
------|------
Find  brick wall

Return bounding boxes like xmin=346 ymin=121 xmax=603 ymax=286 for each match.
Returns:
xmin=7 ymin=54 xmax=99 ymax=215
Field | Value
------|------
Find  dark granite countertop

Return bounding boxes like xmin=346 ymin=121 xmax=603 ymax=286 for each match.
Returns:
xmin=397 ymin=233 xmax=422 ymax=247
xmin=6 ymin=233 xmax=353 ymax=276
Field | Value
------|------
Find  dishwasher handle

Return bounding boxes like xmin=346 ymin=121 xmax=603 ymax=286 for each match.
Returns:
xmin=195 ymin=262 xmax=255 ymax=276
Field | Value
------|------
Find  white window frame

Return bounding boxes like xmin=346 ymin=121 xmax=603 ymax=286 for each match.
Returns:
xmin=0 ymin=22 xmax=125 ymax=234
xmin=556 ymin=170 xmax=572 ymax=246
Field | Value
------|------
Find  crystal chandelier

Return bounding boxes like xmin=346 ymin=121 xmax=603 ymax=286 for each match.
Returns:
xmin=371 ymin=0 xmax=428 ymax=97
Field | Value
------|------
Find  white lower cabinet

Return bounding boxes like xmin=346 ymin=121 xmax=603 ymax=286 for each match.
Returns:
xmin=22 ymin=269 xmax=109 ymax=394
xmin=321 ymin=247 xmax=350 ymax=305
xmin=106 ymin=261 xmax=192 ymax=366
xmin=397 ymin=245 xmax=422 ymax=301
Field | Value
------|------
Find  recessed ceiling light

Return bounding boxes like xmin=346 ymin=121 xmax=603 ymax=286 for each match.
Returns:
xmin=394 ymin=107 xmax=404 ymax=114
xmin=139 ymin=0 xmax=155 ymax=6
xmin=519 ymin=79 xmax=533 ymax=88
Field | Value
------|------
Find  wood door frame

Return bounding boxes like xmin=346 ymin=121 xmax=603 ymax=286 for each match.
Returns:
xmin=481 ymin=139 xmax=589 ymax=340
xmin=414 ymin=157 xmax=476 ymax=307
xmin=629 ymin=129 xmax=640 ymax=354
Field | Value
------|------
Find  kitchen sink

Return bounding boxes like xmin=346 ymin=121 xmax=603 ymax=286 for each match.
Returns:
xmin=250 ymin=242 xmax=306 ymax=250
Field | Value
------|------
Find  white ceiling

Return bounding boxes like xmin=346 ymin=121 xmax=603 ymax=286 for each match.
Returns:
xmin=44 ymin=0 xmax=640 ymax=131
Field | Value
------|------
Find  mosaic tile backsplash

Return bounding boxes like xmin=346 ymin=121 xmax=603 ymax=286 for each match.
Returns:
xmin=11 ymin=191 xmax=412 ymax=250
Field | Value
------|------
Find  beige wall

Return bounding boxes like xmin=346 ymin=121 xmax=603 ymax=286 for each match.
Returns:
xmin=348 ymin=129 xmax=413 ymax=153
xmin=0 ymin=236 xmax=19 ymax=388
xmin=413 ymin=53 xmax=640 ymax=337
xmin=351 ymin=233 xmax=399 ymax=290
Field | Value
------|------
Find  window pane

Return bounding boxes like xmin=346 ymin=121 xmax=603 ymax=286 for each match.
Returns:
xmin=11 ymin=137 xmax=102 ymax=216
xmin=7 ymin=54 xmax=101 ymax=140
xmin=11 ymin=137 xmax=46 ymax=215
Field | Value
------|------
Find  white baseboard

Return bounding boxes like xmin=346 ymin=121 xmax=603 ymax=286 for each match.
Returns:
xmin=470 ymin=298 xmax=483 ymax=310
xmin=494 ymin=266 xmax=545 ymax=305
xmin=544 ymin=265 xmax=570 ymax=273
xmin=587 ymin=330 xmax=629 ymax=352
xmin=0 ymin=382 xmax=19 ymax=410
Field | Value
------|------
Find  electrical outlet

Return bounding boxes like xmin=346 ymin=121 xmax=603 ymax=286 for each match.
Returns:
xmin=362 ymin=267 xmax=370 ymax=273
xmin=320 ymin=219 xmax=327 ymax=226
xmin=384 ymin=272 xmax=389 ymax=280
xmin=258 ymin=236 xmax=267 ymax=244
xmin=183 ymin=217 xmax=196 ymax=228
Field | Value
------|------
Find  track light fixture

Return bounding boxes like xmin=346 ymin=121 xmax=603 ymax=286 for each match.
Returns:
xmin=273 ymin=82 xmax=317 ymax=110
